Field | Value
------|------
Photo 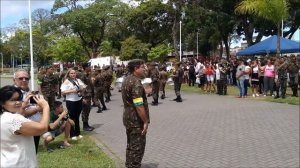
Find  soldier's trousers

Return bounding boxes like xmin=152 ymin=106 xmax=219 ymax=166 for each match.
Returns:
xmin=105 ymin=85 xmax=111 ymax=100
xmin=174 ymin=82 xmax=182 ymax=97
xmin=94 ymin=89 xmax=106 ymax=108
xmin=82 ymin=97 xmax=91 ymax=122
xmin=289 ymin=76 xmax=299 ymax=96
xmin=217 ymin=79 xmax=227 ymax=95
xmin=152 ymin=82 xmax=160 ymax=101
xmin=275 ymin=78 xmax=287 ymax=97
xmin=159 ymin=81 xmax=166 ymax=96
xmin=126 ymin=127 xmax=146 ymax=168
xmin=44 ymin=95 xmax=56 ymax=111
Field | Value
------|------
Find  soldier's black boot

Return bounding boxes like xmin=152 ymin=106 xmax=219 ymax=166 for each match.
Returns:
xmin=83 ymin=122 xmax=94 ymax=131
xmin=274 ymin=91 xmax=279 ymax=99
xmin=176 ymin=96 xmax=182 ymax=102
xmin=161 ymin=94 xmax=165 ymax=99
xmin=87 ymin=122 xmax=95 ymax=130
xmin=292 ymin=89 xmax=298 ymax=97
xmin=151 ymin=99 xmax=158 ymax=106
xmin=102 ymin=106 xmax=107 ymax=111
xmin=97 ymin=106 xmax=102 ymax=113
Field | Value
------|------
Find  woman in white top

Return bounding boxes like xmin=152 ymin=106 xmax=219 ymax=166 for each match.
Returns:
xmin=0 ymin=85 xmax=49 ymax=168
xmin=60 ymin=68 xmax=86 ymax=140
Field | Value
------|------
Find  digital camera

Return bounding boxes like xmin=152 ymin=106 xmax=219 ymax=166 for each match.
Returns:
xmin=30 ymin=91 xmax=39 ymax=104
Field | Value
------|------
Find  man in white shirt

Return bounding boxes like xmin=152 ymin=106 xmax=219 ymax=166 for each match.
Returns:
xmin=13 ymin=69 xmax=42 ymax=153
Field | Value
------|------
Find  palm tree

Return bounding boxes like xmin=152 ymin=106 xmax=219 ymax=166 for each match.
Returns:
xmin=235 ymin=0 xmax=289 ymax=56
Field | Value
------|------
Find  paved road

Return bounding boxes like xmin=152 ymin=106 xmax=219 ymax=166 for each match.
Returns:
xmin=1 ymin=76 xmax=299 ymax=168
xmin=89 ymin=88 xmax=299 ymax=168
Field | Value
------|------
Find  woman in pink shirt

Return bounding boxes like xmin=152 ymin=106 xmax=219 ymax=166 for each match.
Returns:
xmin=262 ymin=59 xmax=275 ymax=96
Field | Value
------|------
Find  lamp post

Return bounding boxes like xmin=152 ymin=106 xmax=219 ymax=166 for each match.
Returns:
xmin=28 ymin=0 xmax=35 ymax=90
xmin=179 ymin=21 xmax=182 ymax=62
xmin=1 ymin=53 xmax=3 ymax=73
xmin=196 ymin=29 xmax=199 ymax=60
xmin=19 ymin=43 xmax=23 ymax=69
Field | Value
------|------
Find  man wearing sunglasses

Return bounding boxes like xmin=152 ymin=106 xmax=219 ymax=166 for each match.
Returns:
xmin=13 ymin=69 xmax=43 ymax=154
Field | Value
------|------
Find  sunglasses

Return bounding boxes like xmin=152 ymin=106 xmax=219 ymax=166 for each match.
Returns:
xmin=17 ymin=77 xmax=30 ymax=81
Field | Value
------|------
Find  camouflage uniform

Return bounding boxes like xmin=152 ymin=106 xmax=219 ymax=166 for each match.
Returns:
xmin=103 ymin=66 xmax=113 ymax=102
xmin=115 ymin=66 xmax=124 ymax=78
xmin=275 ymin=60 xmax=288 ymax=98
xmin=94 ymin=70 xmax=107 ymax=113
xmin=288 ymin=60 xmax=299 ymax=97
xmin=78 ymin=69 xmax=94 ymax=130
xmin=149 ymin=66 xmax=160 ymax=105
xmin=218 ymin=64 xmax=228 ymax=95
xmin=39 ymin=73 xmax=58 ymax=111
xmin=159 ymin=68 xmax=168 ymax=99
xmin=173 ymin=64 xmax=184 ymax=102
xmin=121 ymin=74 xmax=150 ymax=168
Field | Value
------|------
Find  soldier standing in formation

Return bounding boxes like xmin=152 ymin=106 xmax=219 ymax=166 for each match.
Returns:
xmin=93 ymin=68 xmax=107 ymax=113
xmin=274 ymin=58 xmax=288 ymax=99
xmin=288 ymin=56 xmax=299 ymax=97
xmin=115 ymin=64 xmax=125 ymax=92
xmin=79 ymin=63 xmax=95 ymax=131
xmin=172 ymin=62 xmax=184 ymax=102
xmin=103 ymin=66 xmax=113 ymax=102
xmin=218 ymin=62 xmax=228 ymax=95
xmin=149 ymin=62 xmax=160 ymax=105
xmin=159 ymin=65 xmax=168 ymax=99
xmin=121 ymin=59 xmax=150 ymax=168
xmin=38 ymin=66 xmax=59 ymax=111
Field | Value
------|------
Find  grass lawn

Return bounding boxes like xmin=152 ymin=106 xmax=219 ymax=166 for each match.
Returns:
xmin=166 ymin=83 xmax=300 ymax=105
xmin=37 ymin=132 xmax=116 ymax=168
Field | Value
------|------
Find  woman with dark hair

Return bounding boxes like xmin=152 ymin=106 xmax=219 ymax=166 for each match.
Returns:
xmin=0 ymin=85 xmax=49 ymax=167
xmin=60 ymin=68 xmax=86 ymax=140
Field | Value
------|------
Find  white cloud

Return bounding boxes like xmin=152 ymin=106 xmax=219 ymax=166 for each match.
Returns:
xmin=1 ymin=0 xmax=55 ymax=28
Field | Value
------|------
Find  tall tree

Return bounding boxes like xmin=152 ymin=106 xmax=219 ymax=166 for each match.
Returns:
xmin=235 ymin=0 xmax=290 ymax=56
xmin=52 ymin=0 xmax=128 ymax=58
xmin=120 ymin=36 xmax=150 ymax=61
xmin=126 ymin=0 xmax=173 ymax=47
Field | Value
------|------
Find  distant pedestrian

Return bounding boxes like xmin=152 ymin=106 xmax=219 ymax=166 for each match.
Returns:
xmin=121 ymin=59 xmax=150 ymax=168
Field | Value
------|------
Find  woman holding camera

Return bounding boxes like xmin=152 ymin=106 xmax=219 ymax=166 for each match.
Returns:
xmin=61 ymin=68 xmax=85 ymax=140
xmin=0 ymin=85 xmax=49 ymax=167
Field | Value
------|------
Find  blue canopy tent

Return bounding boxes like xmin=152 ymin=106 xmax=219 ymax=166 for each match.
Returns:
xmin=236 ymin=35 xmax=300 ymax=56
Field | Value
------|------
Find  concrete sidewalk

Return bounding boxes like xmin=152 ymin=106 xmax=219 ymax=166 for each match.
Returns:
xmin=88 ymin=89 xmax=299 ymax=168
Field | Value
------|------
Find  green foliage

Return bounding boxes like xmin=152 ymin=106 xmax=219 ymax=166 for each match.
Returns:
xmin=235 ymin=0 xmax=289 ymax=25
xmin=147 ymin=44 xmax=172 ymax=61
xmin=126 ymin=0 xmax=173 ymax=47
xmin=47 ymin=37 xmax=87 ymax=62
xmin=120 ymin=36 xmax=150 ymax=61
xmin=53 ymin=0 xmax=128 ymax=58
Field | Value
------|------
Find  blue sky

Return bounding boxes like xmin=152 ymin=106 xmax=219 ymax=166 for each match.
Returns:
xmin=1 ymin=0 xmax=299 ymax=45
xmin=1 ymin=0 xmax=55 ymax=28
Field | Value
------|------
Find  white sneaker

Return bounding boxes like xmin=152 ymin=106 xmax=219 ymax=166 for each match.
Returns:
xmin=78 ymin=135 xmax=83 ymax=139
xmin=252 ymin=94 xmax=255 ymax=97
xmin=71 ymin=136 xmax=78 ymax=141
xmin=263 ymin=94 xmax=266 ymax=97
xmin=256 ymin=94 xmax=260 ymax=97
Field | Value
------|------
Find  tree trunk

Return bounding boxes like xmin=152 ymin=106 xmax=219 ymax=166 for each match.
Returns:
xmin=276 ymin=23 xmax=281 ymax=57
